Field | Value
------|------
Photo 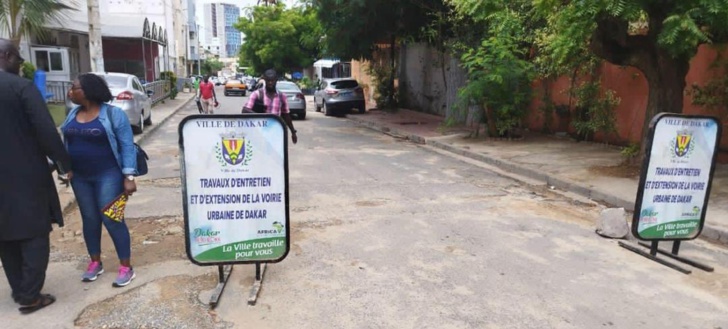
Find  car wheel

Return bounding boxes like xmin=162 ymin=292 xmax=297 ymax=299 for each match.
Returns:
xmin=358 ymin=103 xmax=366 ymax=114
xmin=242 ymin=91 xmax=246 ymax=97
xmin=143 ymin=110 xmax=152 ymax=126
xmin=132 ymin=112 xmax=144 ymax=134
xmin=315 ymin=97 xmax=321 ymax=112
xmin=299 ymin=112 xmax=306 ymax=120
xmin=323 ymin=102 xmax=331 ymax=116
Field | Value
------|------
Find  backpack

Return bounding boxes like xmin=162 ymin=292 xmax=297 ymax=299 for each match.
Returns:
xmin=252 ymin=89 xmax=285 ymax=113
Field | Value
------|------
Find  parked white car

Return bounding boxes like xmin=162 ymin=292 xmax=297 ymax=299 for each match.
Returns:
xmin=66 ymin=72 xmax=153 ymax=134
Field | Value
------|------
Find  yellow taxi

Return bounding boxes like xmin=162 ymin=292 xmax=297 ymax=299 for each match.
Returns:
xmin=224 ymin=79 xmax=247 ymax=96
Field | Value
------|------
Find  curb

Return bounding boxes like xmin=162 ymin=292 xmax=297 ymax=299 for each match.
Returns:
xmin=350 ymin=116 xmax=728 ymax=247
xmin=59 ymin=95 xmax=195 ymax=214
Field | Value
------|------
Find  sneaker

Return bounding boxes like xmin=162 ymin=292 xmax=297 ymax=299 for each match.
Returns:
xmin=112 ymin=266 xmax=136 ymax=287
xmin=82 ymin=261 xmax=104 ymax=282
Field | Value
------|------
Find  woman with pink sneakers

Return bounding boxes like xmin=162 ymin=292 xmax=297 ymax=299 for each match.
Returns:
xmin=61 ymin=73 xmax=137 ymax=287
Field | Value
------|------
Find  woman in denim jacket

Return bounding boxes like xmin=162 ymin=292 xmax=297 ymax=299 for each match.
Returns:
xmin=60 ymin=73 xmax=137 ymax=287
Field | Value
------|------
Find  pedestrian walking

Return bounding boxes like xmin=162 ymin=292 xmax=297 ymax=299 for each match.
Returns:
xmin=242 ymin=69 xmax=298 ymax=144
xmin=196 ymin=75 xmax=217 ymax=114
xmin=0 ymin=38 xmax=72 ymax=314
xmin=60 ymin=73 xmax=137 ymax=287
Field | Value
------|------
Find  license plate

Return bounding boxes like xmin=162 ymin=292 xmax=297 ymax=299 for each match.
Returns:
xmin=339 ymin=91 xmax=352 ymax=96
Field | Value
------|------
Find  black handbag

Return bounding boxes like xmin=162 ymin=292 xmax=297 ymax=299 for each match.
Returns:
xmin=135 ymin=143 xmax=149 ymax=176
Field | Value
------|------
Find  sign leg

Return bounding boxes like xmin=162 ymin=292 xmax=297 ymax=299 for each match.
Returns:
xmin=637 ymin=242 xmax=714 ymax=272
xmin=248 ymin=262 xmax=267 ymax=306
xmin=618 ymin=241 xmax=692 ymax=274
xmin=209 ymin=265 xmax=234 ymax=308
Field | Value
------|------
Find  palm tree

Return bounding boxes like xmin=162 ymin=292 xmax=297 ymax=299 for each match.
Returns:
xmin=0 ymin=0 xmax=75 ymax=47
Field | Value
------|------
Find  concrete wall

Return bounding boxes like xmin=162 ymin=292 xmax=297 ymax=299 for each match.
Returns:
xmin=398 ymin=43 xmax=468 ymax=121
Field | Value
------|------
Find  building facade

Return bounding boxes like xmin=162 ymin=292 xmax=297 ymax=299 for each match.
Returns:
xmin=16 ymin=0 xmax=183 ymax=83
xmin=202 ymin=2 xmax=241 ymax=59
xmin=186 ymin=0 xmax=201 ymax=76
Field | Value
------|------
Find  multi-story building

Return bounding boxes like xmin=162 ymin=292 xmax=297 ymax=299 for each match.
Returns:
xmin=201 ymin=2 xmax=241 ymax=59
xmin=186 ymin=0 xmax=201 ymax=76
xmin=5 ymin=0 xmax=184 ymax=84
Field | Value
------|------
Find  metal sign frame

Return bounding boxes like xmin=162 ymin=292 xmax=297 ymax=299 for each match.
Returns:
xmin=631 ymin=113 xmax=721 ymax=241
xmin=179 ymin=114 xmax=291 ymax=266
xmin=620 ymin=113 xmax=721 ymax=274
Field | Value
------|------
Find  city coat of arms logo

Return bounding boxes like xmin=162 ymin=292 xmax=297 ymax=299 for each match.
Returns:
xmin=673 ymin=130 xmax=693 ymax=158
xmin=222 ymin=136 xmax=245 ymax=165
xmin=215 ymin=132 xmax=253 ymax=167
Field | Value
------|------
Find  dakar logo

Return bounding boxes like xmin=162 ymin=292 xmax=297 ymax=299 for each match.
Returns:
xmin=672 ymin=130 xmax=694 ymax=158
xmin=193 ymin=227 xmax=221 ymax=246
xmin=640 ymin=209 xmax=659 ymax=224
xmin=214 ymin=132 xmax=253 ymax=167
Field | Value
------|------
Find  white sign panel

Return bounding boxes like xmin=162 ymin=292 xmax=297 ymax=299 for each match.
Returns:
xmin=180 ymin=115 xmax=289 ymax=264
xmin=633 ymin=114 xmax=721 ymax=240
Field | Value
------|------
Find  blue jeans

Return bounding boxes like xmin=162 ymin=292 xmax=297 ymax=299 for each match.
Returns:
xmin=71 ymin=168 xmax=131 ymax=260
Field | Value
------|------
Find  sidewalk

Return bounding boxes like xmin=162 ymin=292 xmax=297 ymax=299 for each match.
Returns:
xmin=348 ymin=108 xmax=728 ymax=246
xmin=55 ymin=93 xmax=196 ymax=214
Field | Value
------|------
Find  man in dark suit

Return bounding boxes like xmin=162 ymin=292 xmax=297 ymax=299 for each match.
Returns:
xmin=0 ymin=38 xmax=72 ymax=314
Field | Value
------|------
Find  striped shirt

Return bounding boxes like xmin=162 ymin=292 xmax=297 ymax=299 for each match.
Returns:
xmin=244 ymin=89 xmax=289 ymax=115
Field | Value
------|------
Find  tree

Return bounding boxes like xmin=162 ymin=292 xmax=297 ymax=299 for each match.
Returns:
xmin=235 ymin=4 xmax=323 ymax=74
xmin=0 ymin=0 xmax=74 ymax=47
xmin=534 ymin=0 xmax=728 ymax=151
xmin=313 ymin=0 xmax=449 ymax=109
xmin=201 ymin=58 xmax=224 ymax=76
xmin=448 ymin=0 xmax=540 ymax=137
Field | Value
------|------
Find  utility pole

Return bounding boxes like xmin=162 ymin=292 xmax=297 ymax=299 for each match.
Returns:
xmin=87 ymin=0 xmax=104 ymax=72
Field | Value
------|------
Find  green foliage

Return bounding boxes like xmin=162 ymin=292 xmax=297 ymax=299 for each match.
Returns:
xmin=570 ymin=80 xmax=620 ymax=142
xmin=20 ymin=61 xmax=35 ymax=81
xmin=235 ymin=4 xmax=323 ymax=74
xmin=160 ymin=71 xmax=178 ymax=100
xmin=621 ymin=142 xmax=640 ymax=160
xmin=314 ymin=0 xmax=447 ymax=59
xmin=0 ymin=0 xmax=75 ymax=47
xmin=450 ymin=1 xmax=536 ymax=137
xmin=368 ymin=63 xmax=399 ymax=110
xmin=201 ymin=59 xmax=224 ymax=77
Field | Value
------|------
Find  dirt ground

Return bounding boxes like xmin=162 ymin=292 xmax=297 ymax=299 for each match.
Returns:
xmin=588 ymin=163 xmax=642 ymax=178
xmin=51 ymin=211 xmax=188 ymax=269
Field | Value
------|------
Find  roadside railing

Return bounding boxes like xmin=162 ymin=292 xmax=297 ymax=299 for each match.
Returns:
xmin=46 ymin=81 xmax=72 ymax=104
xmin=143 ymin=80 xmax=170 ymax=105
xmin=44 ymin=78 xmax=173 ymax=108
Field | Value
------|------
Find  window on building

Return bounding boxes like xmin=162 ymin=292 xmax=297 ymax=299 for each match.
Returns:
xmin=33 ymin=49 xmax=65 ymax=73
xmin=211 ymin=5 xmax=218 ymax=37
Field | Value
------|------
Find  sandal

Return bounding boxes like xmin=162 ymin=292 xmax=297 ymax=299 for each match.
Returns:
xmin=18 ymin=294 xmax=56 ymax=314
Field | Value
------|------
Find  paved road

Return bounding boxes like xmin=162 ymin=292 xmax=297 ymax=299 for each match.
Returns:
xmin=2 ymin=86 xmax=727 ymax=328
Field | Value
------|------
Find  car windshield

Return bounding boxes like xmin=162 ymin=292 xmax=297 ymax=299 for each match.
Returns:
xmin=103 ymin=75 xmax=128 ymax=88
xmin=277 ymin=82 xmax=299 ymax=91
xmin=329 ymin=80 xmax=359 ymax=89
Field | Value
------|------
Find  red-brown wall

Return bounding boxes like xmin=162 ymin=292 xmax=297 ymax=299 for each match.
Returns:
xmin=527 ymin=44 xmax=728 ymax=161
xmin=103 ymin=38 xmax=160 ymax=82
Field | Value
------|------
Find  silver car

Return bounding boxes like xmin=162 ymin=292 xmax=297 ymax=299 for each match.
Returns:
xmin=66 ymin=72 xmax=153 ymax=134
xmin=276 ymin=81 xmax=307 ymax=120
xmin=313 ymin=78 xmax=365 ymax=116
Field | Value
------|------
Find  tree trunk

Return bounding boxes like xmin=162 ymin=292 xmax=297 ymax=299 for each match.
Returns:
xmin=638 ymin=51 xmax=690 ymax=157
